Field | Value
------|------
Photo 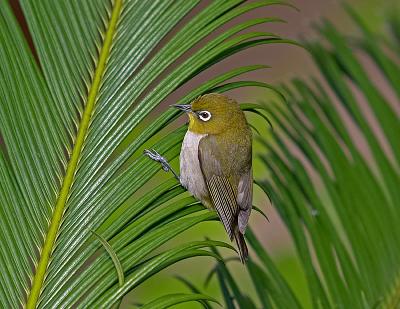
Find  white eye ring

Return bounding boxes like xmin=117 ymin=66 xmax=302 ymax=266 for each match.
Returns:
xmin=198 ymin=111 xmax=212 ymax=122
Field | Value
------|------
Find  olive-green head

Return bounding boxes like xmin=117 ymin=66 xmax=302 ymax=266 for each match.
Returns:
xmin=172 ymin=93 xmax=248 ymax=135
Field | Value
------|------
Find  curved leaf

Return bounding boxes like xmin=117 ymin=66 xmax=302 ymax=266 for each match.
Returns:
xmin=140 ymin=293 xmax=219 ymax=309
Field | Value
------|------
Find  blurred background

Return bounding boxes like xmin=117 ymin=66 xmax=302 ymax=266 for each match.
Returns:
xmin=123 ymin=0 xmax=398 ymax=308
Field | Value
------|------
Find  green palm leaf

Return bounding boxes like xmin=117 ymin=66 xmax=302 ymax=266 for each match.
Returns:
xmin=140 ymin=293 xmax=219 ymax=309
xmin=203 ymin=6 xmax=400 ymax=309
xmin=0 ymin=0 xmax=291 ymax=307
xmin=257 ymin=9 xmax=400 ymax=308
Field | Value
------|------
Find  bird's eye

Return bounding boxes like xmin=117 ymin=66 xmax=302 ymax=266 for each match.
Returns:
xmin=198 ymin=111 xmax=211 ymax=122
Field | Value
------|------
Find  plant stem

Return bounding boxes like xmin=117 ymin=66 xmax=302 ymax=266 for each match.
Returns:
xmin=25 ymin=0 xmax=123 ymax=307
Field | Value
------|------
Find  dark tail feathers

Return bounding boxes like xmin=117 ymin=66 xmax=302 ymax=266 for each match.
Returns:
xmin=234 ymin=230 xmax=248 ymax=263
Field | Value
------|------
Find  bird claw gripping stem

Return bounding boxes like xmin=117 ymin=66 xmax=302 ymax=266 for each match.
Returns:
xmin=143 ymin=149 xmax=170 ymax=171
xmin=143 ymin=149 xmax=180 ymax=182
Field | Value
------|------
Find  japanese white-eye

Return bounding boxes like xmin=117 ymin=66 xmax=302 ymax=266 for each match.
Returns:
xmin=145 ymin=93 xmax=252 ymax=262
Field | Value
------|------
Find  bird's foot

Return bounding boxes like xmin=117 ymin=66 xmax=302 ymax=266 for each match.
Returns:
xmin=143 ymin=149 xmax=180 ymax=182
xmin=144 ymin=149 xmax=171 ymax=172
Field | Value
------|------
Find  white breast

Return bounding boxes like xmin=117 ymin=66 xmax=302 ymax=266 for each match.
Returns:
xmin=180 ymin=131 xmax=208 ymax=201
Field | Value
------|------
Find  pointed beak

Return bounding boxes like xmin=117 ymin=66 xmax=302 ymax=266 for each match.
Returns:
xmin=170 ymin=104 xmax=192 ymax=113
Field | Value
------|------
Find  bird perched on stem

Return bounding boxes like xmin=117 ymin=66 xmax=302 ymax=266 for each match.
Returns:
xmin=144 ymin=93 xmax=252 ymax=262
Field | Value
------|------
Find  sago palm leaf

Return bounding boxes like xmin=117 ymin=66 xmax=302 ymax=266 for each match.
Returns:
xmin=0 ymin=0 xmax=292 ymax=307
xmin=204 ymin=7 xmax=400 ymax=309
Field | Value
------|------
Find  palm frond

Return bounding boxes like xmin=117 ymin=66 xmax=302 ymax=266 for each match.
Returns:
xmin=175 ymin=276 xmax=214 ymax=309
xmin=0 ymin=0 xmax=291 ymax=307
xmin=205 ymin=6 xmax=400 ymax=309
xmin=258 ymin=9 xmax=400 ymax=308
xmin=140 ymin=293 xmax=219 ymax=309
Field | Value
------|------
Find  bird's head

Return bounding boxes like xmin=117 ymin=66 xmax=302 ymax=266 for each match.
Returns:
xmin=171 ymin=93 xmax=246 ymax=135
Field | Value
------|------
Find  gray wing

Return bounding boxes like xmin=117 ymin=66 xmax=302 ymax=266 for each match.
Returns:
xmin=198 ymin=136 xmax=239 ymax=240
xmin=207 ymin=175 xmax=238 ymax=239
xmin=237 ymin=167 xmax=252 ymax=234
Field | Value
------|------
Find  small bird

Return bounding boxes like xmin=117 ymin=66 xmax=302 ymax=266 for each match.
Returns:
xmin=144 ymin=93 xmax=252 ymax=262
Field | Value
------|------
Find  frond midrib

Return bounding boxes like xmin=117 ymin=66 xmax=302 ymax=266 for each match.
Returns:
xmin=25 ymin=0 xmax=123 ymax=307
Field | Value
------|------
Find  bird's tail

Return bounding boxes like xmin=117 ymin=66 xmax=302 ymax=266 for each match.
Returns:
xmin=234 ymin=229 xmax=248 ymax=263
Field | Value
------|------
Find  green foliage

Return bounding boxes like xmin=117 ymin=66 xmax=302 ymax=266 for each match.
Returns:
xmin=0 ymin=0 xmax=291 ymax=307
xmin=141 ymin=293 xmax=219 ymax=309
xmin=2 ymin=0 xmax=398 ymax=308
xmin=208 ymin=8 xmax=400 ymax=309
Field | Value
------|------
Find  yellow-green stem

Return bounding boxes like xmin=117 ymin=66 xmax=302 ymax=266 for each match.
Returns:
xmin=26 ymin=0 xmax=123 ymax=307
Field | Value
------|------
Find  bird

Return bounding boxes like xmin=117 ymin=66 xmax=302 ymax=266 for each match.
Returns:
xmin=144 ymin=93 xmax=252 ymax=262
